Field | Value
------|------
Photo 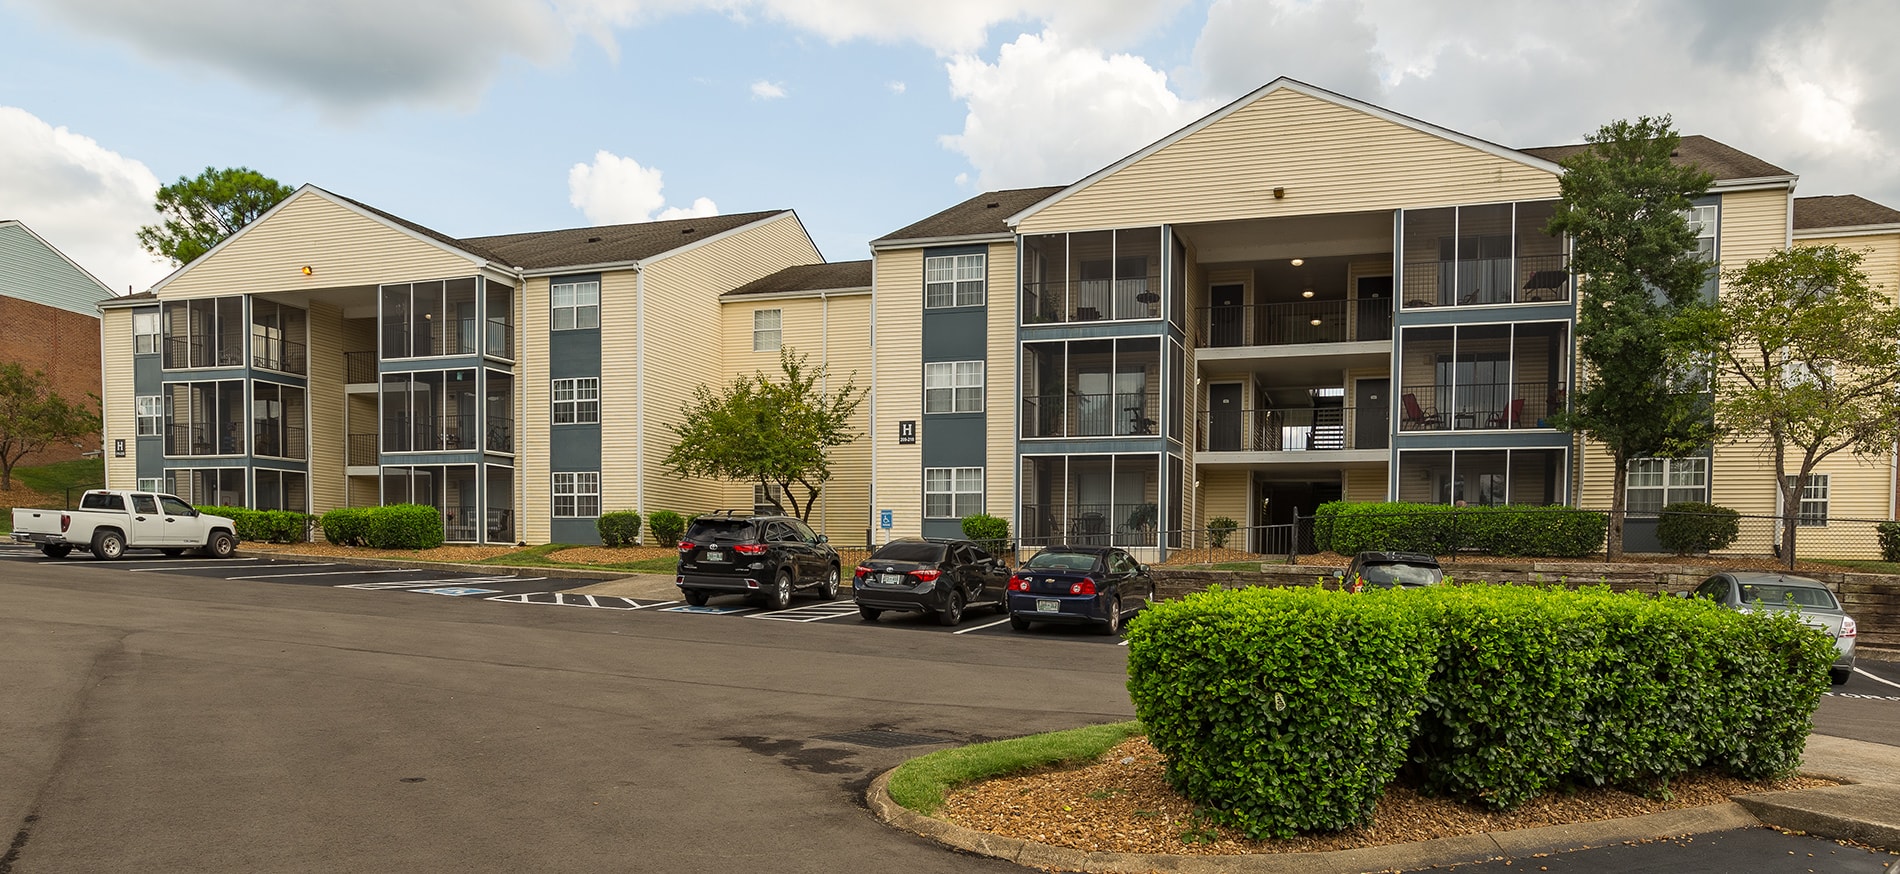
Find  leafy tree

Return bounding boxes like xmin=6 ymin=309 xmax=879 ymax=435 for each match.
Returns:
xmin=137 ymin=166 xmax=295 ymax=266
xmin=663 ymin=350 xmax=864 ymax=522
xmin=1696 ymin=245 xmax=1900 ymax=569
xmin=1545 ymin=116 xmax=1716 ymax=558
xmin=0 ymin=363 xmax=100 ymax=490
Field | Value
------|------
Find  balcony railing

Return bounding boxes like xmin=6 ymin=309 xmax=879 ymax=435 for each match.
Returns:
xmin=1199 ymin=299 xmax=1392 ymax=349
xmin=252 ymin=423 xmax=306 ymax=460
xmin=345 ymin=351 xmax=377 ymax=384
xmin=1396 ymin=382 xmax=1566 ymax=432
xmin=1019 ymin=502 xmax=1160 ymax=547
xmin=1020 ymin=391 xmax=1160 ymax=438
xmin=486 ymin=416 xmax=514 ymax=453
xmin=1022 ymin=278 xmax=1162 ymax=324
xmin=163 ymin=337 xmax=245 ymax=370
xmin=1400 ymin=253 xmax=1570 ymax=309
xmin=1198 ymin=406 xmax=1365 ymax=452
xmin=164 ymin=423 xmax=242 ymax=456
xmin=347 ymin=433 xmax=378 ymax=466
xmin=252 ymin=338 xmax=308 ymax=375
xmin=382 ymin=415 xmax=480 ymax=452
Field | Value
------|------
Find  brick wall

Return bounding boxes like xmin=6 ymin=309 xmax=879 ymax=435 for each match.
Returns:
xmin=0 ymin=296 xmax=102 ymax=464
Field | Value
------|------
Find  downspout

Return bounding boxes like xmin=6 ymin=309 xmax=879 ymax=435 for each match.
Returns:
xmin=635 ymin=265 xmax=645 ymax=520
xmin=868 ymin=253 xmax=878 ymax=548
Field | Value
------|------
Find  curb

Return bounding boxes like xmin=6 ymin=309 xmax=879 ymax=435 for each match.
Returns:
xmin=1735 ymin=783 xmax=1900 ymax=850
xmin=232 ymin=549 xmax=621 ymax=581
xmin=864 ymin=768 xmax=1763 ymax=873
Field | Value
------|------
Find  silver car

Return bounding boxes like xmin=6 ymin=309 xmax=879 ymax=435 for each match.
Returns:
xmin=1687 ymin=572 xmax=1857 ymax=685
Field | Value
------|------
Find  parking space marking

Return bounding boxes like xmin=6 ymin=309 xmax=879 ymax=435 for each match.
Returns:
xmin=1827 ymin=691 xmax=1900 ymax=702
xmin=130 ymin=561 xmax=325 ymax=572
xmin=1854 ymin=666 xmax=1900 ymax=691
xmin=486 ymin=592 xmax=675 ymax=610
xmin=226 ymin=568 xmax=417 ymax=580
xmin=410 ymin=587 xmax=503 ymax=597
xmin=660 ymin=604 xmax=756 ymax=615
xmin=98 ymin=556 xmax=261 ymax=564
xmin=748 ymin=603 xmax=862 ymax=623
xmin=952 ymin=617 xmax=1011 ymax=635
xmin=335 ymin=575 xmax=542 ymax=590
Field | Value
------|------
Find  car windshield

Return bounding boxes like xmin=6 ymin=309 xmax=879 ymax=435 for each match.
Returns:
xmin=1358 ymin=562 xmax=1441 ymax=588
xmin=871 ymin=542 xmax=946 ymax=562
xmin=1739 ymin=584 xmax=1838 ymax=610
xmin=684 ymin=519 xmax=756 ymax=542
xmin=1025 ymin=552 xmax=1099 ymax=572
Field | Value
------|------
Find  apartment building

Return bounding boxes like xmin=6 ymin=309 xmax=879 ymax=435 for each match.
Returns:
xmin=0 ymin=220 xmax=112 ymax=465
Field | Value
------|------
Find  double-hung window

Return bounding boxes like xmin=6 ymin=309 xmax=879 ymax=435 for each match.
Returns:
xmin=1798 ymin=474 xmax=1829 ymax=527
xmin=924 ymin=361 xmax=983 ymax=413
xmin=925 ymin=253 xmax=985 ymax=308
xmin=924 ymin=467 xmax=983 ymax=518
xmin=133 ymin=311 xmax=161 ymax=355
xmin=1625 ymin=457 xmax=1708 ymax=515
xmin=552 ymin=377 xmax=599 ymax=424
xmin=550 ymin=280 xmax=600 ymax=330
xmin=135 ymin=395 xmax=165 ymax=437
xmin=753 ymin=309 xmax=782 ymax=351
xmin=553 ymin=471 xmax=600 ymax=518
xmin=136 ymin=477 xmax=163 ymax=494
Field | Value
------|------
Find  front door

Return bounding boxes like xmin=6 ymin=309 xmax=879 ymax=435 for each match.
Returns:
xmin=1208 ymin=384 xmax=1243 ymax=451
xmin=1208 ymin=284 xmax=1245 ymax=347
xmin=1355 ymin=378 xmax=1389 ymax=450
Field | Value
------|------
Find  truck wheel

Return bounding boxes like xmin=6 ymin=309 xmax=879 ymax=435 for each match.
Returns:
xmin=91 ymin=529 xmax=126 ymax=561
xmin=39 ymin=544 xmax=71 ymax=559
xmin=202 ymin=530 xmax=237 ymax=559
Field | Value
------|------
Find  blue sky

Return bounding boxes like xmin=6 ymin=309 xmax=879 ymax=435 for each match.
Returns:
xmin=3 ymin=0 xmax=1897 ymax=295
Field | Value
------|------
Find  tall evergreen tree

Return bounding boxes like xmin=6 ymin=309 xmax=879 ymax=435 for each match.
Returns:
xmin=137 ymin=166 xmax=295 ymax=266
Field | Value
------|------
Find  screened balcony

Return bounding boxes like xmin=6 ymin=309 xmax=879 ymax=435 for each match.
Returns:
xmin=1021 ymin=228 xmax=1165 ymax=324
xmin=1397 ymin=322 xmax=1569 ymax=432
xmin=1018 ymin=454 xmax=1167 ymax=551
xmin=1399 ymin=201 xmax=1569 ymax=308
xmin=1020 ymin=338 xmax=1161 ymax=439
xmin=161 ymin=297 xmax=244 ymax=369
xmin=1200 ymin=298 xmax=1392 ymax=348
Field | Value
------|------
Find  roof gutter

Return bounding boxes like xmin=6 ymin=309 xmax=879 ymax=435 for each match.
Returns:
xmin=1710 ymin=175 xmax=1800 ymax=193
xmin=870 ymin=232 xmax=1015 ymax=252
xmin=1792 ymin=223 xmax=1900 ymax=239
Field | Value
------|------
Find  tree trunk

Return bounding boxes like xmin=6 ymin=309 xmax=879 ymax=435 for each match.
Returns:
xmin=1606 ymin=455 xmax=1628 ymax=560
xmin=1779 ymin=474 xmax=1802 ymax=571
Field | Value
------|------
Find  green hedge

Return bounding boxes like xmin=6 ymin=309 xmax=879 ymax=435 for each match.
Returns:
xmin=1125 ymin=584 xmax=1834 ymax=836
xmin=1319 ymin=501 xmax=1606 ymax=558
xmin=649 ymin=510 xmax=687 ymax=548
xmin=1656 ymin=502 xmax=1741 ymax=555
xmin=1877 ymin=521 xmax=1900 ymax=563
xmin=195 ymin=506 xmax=312 ymax=543
xmin=363 ymin=504 xmax=444 ymax=549
xmin=320 ymin=507 xmax=369 ymax=546
xmin=961 ymin=513 xmax=1009 ymax=557
xmin=1206 ymin=516 xmax=1238 ymax=549
xmin=597 ymin=510 xmax=642 ymax=547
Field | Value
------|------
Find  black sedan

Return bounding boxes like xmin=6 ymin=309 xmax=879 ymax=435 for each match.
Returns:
xmin=852 ymin=538 xmax=1009 ymax=626
xmin=1006 ymin=545 xmax=1156 ymax=635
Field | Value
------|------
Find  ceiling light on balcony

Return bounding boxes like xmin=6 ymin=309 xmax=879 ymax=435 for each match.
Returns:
xmin=1290 ymin=258 xmax=1304 ymax=267
xmin=1301 ymin=288 xmax=1314 ymax=298
xmin=1309 ymin=318 xmax=1322 ymax=326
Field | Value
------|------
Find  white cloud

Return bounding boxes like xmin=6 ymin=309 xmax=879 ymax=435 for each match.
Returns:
xmin=567 ymin=150 xmax=719 ymax=225
xmin=751 ymin=80 xmax=789 ymax=100
xmin=887 ymin=80 xmax=907 ymax=95
xmin=0 ymin=107 xmax=167 ymax=295
xmin=1189 ymin=0 xmax=1380 ymax=100
xmin=709 ymin=0 xmax=1190 ymax=54
xmin=940 ymin=31 xmax=1220 ymax=190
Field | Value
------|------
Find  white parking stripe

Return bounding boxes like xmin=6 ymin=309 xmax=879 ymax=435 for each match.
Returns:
xmin=337 ymin=575 xmax=536 ymax=590
xmin=130 ymin=561 xmax=327 ymax=572
xmin=225 ymin=568 xmax=416 ymax=580
xmin=748 ymin=603 xmax=862 ymax=622
xmin=1854 ymin=666 xmax=1900 ymax=691
xmin=93 ymin=557 xmax=261 ymax=564
xmin=952 ymin=617 xmax=1011 ymax=634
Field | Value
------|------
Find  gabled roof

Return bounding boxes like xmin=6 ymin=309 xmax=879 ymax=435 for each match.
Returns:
xmin=0 ymin=220 xmax=116 ymax=316
xmin=724 ymin=260 xmax=872 ymax=297
xmin=465 ymin=210 xmax=791 ymax=271
xmin=327 ymin=191 xmax=509 ymax=263
xmin=1518 ymin=135 xmax=1792 ymax=183
xmin=1793 ymin=194 xmax=1900 ymax=231
xmin=875 ymin=187 xmax=1066 ymax=245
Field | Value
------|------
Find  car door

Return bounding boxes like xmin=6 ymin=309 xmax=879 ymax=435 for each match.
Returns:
xmin=769 ymin=521 xmax=808 ymax=583
xmin=950 ymin=543 xmax=981 ymax=601
xmin=789 ymin=520 xmax=824 ymax=583
xmin=1105 ymin=550 xmax=1135 ymax=609
xmin=127 ymin=494 xmax=170 ymax=546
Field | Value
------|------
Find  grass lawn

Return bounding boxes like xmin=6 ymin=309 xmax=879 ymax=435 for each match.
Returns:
xmin=1812 ymin=558 xmax=1900 ymax=574
xmin=11 ymin=458 xmax=104 ymax=495
xmin=886 ymin=721 xmax=1143 ymax=815
xmin=473 ymin=544 xmax=680 ymax=573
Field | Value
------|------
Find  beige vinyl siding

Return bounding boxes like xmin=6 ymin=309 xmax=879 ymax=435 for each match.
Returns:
xmin=634 ymin=213 xmax=823 ymax=523
xmin=157 ymin=191 xmax=481 ymax=299
xmin=985 ymin=242 xmax=1018 ymax=523
xmin=1020 ymin=88 xmax=1559 ymax=235
xmin=306 ymin=301 xmax=346 ymax=514
xmin=597 ymin=268 xmax=640 ymax=520
xmin=102 ymin=310 xmax=136 ymax=490
xmin=872 ymin=248 xmax=924 ymax=539
xmin=519 ymin=276 xmax=551 ymax=544
xmin=348 ymin=475 xmax=378 ymax=507
xmin=1199 ymin=469 xmax=1250 ymax=543
xmin=1798 ymin=231 xmax=1900 ymax=302
xmin=1345 ymin=468 xmax=1386 ymax=502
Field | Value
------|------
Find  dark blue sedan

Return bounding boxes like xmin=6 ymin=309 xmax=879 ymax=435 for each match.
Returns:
xmin=1006 ymin=545 xmax=1156 ymax=635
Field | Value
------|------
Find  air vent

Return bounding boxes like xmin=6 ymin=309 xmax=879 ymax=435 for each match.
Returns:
xmin=681 ymin=227 xmax=695 ymax=234
xmin=586 ymin=236 xmax=602 ymax=243
xmin=814 ymin=730 xmax=949 ymax=749
xmin=985 ymin=202 xmax=999 ymax=208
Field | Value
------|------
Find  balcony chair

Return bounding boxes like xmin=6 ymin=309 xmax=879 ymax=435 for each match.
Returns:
xmin=1487 ymin=398 xmax=1526 ymax=429
xmin=1521 ymin=270 xmax=1569 ymax=302
xmin=1401 ymin=393 xmax=1443 ymax=430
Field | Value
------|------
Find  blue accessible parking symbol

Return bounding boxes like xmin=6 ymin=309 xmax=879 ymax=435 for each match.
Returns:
xmin=412 ymin=587 xmax=502 ymax=597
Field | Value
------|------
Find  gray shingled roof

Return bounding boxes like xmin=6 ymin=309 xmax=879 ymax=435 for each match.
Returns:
xmin=1519 ymin=135 xmax=1792 ymax=182
xmin=326 ymin=190 xmax=509 ymax=264
xmin=875 ymin=186 xmax=1068 ymax=244
xmin=725 ymin=260 xmax=872 ymax=297
xmin=1794 ymin=194 xmax=1900 ymax=230
xmin=465 ymin=210 xmax=788 ymax=270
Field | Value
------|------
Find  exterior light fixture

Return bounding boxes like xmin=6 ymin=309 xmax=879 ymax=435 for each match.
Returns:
xmin=1273 ymin=187 xmax=1286 ymax=199
xmin=1290 ymin=258 xmax=1304 ymax=267
xmin=1301 ymin=288 xmax=1314 ymax=298
xmin=301 ymin=266 xmax=314 ymax=276
xmin=1309 ymin=317 xmax=1322 ymax=326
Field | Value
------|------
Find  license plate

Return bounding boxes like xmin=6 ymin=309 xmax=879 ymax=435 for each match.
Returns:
xmin=704 ymin=550 xmax=726 ymax=562
xmin=1036 ymin=599 xmax=1060 ymax=613
xmin=880 ymin=573 xmax=907 ymax=585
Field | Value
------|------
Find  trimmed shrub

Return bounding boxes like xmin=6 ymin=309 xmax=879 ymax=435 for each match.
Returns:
xmin=961 ymin=513 xmax=1009 ymax=557
xmin=1326 ymin=502 xmax=1605 ymax=558
xmin=1206 ymin=516 xmax=1238 ymax=549
xmin=1312 ymin=501 xmax=1346 ymax=553
xmin=195 ymin=506 xmax=313 ymax=543
xmin=597 ymin=510 xmax=643 ymax=547
xmin=364 ymin=504 xmax=444 ymax=550
xmin=1126 ymin=586 xmax=1437 ymax=838
xmin=1656 ymin=502 xmax=1741 ymax=555
xmin=1877 ymin=521 xmax=1900 ymax=562
xmin=649 ymin=510 xmax=687 ymax=548
xmin=320 ymin=507 xmax=370 ymax=546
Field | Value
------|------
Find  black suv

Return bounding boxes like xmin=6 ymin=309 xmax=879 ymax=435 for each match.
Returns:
xmin=675 ymin=512 xmax=841 ymax=609
xmin=852 ymin=538 xmax=1009 ymax=626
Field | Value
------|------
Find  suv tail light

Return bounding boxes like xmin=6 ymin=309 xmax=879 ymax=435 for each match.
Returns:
xmin=677 ymin=541 xmax=695 ymax=553
xmin=1069 ymin=580 xmax=1097 ymax=595
xmin=910 ymin=569 xmax=942 ymax=582
xmin=732 ymin=542 xmax=769 ymax=555
xmin=1841 ymin=617 xmax=1857 ymax=638
xmin=1008 ymin=575 xmax=1030 ymax=592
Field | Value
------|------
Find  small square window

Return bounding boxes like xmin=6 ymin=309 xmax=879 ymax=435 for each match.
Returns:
xmin=553 ymin=471 xmax=601 ymax=518
xmin=753 ymin=309 xmax=782 ymax=352
xmin=552 ymin=377 xmax=600 ymax=425
xmin=924 ymin=467 xmax=983 ymax=518
xmin=551 ymin=280 xmax=600 ymax=331
xmin=924 ymin=361 xmax=984 ymax=413
xmin=133 ymin=311 xmax=161 ymax=355
xmin=135 ymin=395 xmax=166 ymax=437
xmin=925 ymin=253 xmax=986 ymax=308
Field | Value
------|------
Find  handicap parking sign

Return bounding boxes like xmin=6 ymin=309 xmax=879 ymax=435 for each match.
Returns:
xmin=879 ymin=510 xmax=893 ymax=530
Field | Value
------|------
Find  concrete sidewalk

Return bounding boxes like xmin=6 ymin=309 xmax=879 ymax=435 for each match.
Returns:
xmin=868 ymin=733 xmax=1900 ymax=873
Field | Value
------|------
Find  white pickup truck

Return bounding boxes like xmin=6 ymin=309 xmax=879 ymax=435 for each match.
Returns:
xmin=12 ymin=490 xmax=238 ymax=560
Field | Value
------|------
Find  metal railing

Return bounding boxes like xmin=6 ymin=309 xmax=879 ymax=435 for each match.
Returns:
xmin=1400 ymin=253 xmax=1570 ymax=309
xmin=1022 ymin=277 xmax=1163 ymax=324
xmin=252 ymin=338 xmax=308 ymax=375
xmin=1198 ymin=298 xmax=1392 ymax=348
xmin=1198 ymin=406 xmax=1366 ymax=452
xmin=163 ymin=336 xmax=245 ymax=370
xmin=164 ymin=423 xmax=242 ymax=456
xmin=382 ymin=415 xmax=479 ymax=452
xmin=1396 ymin=382 xmax=1566 ymax=432
xmin=252 ymin=423 xmax=306 ymax=460
xmin=1019 ymin=391 xmax=1160 ymax=438
xmin=347 ymin=433 xmax=378 ymax=466
xmin=344 ymin=351 xmax=377 ymax=384
xmin=1018 ymin=502 xmax=1162 ymax=547
xmin=486 ymin=416 xmax=514 ymax=453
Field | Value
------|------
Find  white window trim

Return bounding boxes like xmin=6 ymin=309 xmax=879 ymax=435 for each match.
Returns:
xmin=135 ymin=395 xmax=165 ymax=437
xmin=133 ymin=311 xmax=161 ymax=355
xmin=552 ymin=377 xmax=600 ymax=425
xmin=924 ymin=360 xmax=984 ymax=414
xmin=550 ymin=280 xmax=601 ymax=331
xmin=924 ymin=466 xmax=983 ymax=519
xmin=753 ymin=308 xmax=782 ymax=352
xmin=1798 ymin=474 xmax=1829 ymax=527
xmin=925 ymin=253 xmax=987 ymax=308
xmin=136 ymin=477 xmax=163 ymax=494
xmin=1625 ymin=456 xmax=1709 ymax=514
xmin=553 ymin=471 xmax=601 ymax=518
